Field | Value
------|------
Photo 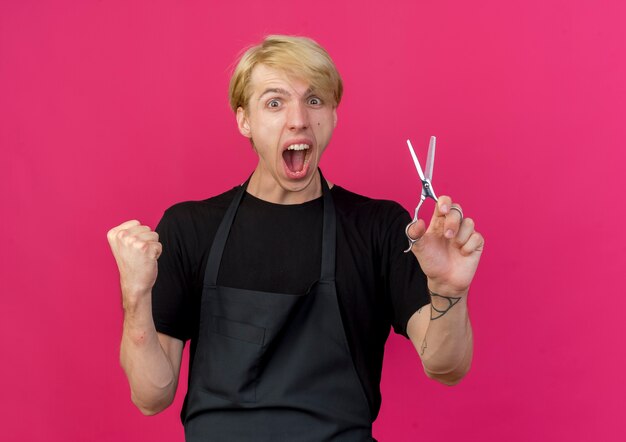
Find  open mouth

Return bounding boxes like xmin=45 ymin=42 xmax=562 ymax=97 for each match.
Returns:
xmin=282 ymin=143 xmax=312 ymax=177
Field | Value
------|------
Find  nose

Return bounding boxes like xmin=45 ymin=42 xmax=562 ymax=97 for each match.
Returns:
xmin=287 ymin=101 xmax=309 ymax=131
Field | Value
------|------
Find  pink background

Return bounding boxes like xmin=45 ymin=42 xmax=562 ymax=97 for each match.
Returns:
xmin=2 ymin=0 xmax=625 ymax=440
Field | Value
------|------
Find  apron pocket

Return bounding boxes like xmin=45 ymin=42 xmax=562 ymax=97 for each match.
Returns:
xmin=203 ymin=315 xmax=265 ymax=403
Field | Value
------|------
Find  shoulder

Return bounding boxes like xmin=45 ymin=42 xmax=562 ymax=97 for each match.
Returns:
xmin=330 ymin=184 xmax=411 ymax=254
xmin=331 ymin=185 xmax=409 ymax=225
xmin=155 ymin=186 xmax=241 ymax=251
xmin=159 ymin=186 xmax=240 ymax=230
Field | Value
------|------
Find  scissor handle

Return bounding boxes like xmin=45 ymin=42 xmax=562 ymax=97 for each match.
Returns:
xmin=404 ymin=196 xmax=425 ymax=253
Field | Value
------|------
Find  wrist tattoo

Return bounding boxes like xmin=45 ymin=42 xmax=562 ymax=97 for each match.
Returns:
xmin=429 ymin=291 xmax=462 ymax=320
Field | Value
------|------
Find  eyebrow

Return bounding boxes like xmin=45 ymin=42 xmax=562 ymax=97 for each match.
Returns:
xmin=258 ymin=87 xmax=315 ymax=101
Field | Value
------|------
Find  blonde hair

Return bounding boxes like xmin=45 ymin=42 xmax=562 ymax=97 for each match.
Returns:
xmin=228 ymin=35 xmax=343 ymax=112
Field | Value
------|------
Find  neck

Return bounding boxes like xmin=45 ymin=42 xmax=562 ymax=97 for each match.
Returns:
xmin=246 ymin=168 xmax=331 ymax=204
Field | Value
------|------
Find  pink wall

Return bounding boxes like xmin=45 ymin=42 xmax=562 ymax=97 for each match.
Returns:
xmin=2 ymin=0 xmax=625 ymax=440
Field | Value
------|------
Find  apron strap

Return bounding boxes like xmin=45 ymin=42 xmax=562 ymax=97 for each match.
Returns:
xmin=319 ymin=169 xmax=336 ymax=282
xmin=204 ymin=169 xmax=336 ymax=286
xmin=204 ymin=176 xmax=250 ymax=286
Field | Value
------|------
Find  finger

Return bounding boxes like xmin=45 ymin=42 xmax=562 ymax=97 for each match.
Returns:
xmin=124 ymin=225 xmax=152 ymax=236
xmin=114 ymin=225 xmax=151 ymax=244
xmin=433 ymin=195 xmax=452 ymax=218
xmin=454 ymin=217 xmax=475 ymax=246
xmin=107 ymin=220 xmax=141 ymax=241
xmin=407 ymin=219 xmax=426 ymax=242
xmin=149 ymin=242 xmax=163 ymax=260
xmin=426 ymin=195 xmax=452 ymax=234
xmin=126 ymin=233 xmax=159 ymax=255
xmin=129 ymin=233 xmax=161 ymax=255
xmin=110 ymin=224 xmax=149 ymax=241
xmin=134 ymin=231 xmax=159 ymax=242
xmin=443 ymin=203 xmax=463 ymax=239
xmin=461 ymin=232 xmax=485 ymax=256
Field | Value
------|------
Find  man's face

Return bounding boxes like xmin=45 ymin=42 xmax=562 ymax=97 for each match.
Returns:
xmin=236 ymin=64 xmax=337 ymax=195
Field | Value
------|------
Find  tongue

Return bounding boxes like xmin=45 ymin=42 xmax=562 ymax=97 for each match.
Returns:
xmin=283 ymin=150 xmax=306 ymax=173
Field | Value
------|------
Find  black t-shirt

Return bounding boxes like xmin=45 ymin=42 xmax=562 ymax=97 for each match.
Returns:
xmin=153 ymin=184 xmax=429 ymax=419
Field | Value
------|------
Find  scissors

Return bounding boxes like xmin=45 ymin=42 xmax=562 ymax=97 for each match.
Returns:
xmin=404 ymin=136 xmax=438 ymax=253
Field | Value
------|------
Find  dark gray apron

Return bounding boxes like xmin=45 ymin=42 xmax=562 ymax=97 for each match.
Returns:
xmin=183 ymin=171 xmax=373 ymax=441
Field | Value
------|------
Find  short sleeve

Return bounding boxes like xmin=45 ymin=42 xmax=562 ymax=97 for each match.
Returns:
xmin=152 ymin=206 xmax=196 ymax=342
xmin=382 ymin=206 xmax=430 ymax=338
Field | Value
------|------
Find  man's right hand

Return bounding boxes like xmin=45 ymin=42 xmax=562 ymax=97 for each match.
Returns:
xmin=108 ymin=220 xmax=183 ymax=415
xmin=107 ymin=220 xmax=162 ymax=304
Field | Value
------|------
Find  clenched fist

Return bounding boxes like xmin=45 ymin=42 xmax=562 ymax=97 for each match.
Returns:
xmin=107 ymin=220 xmax=162 ymax=303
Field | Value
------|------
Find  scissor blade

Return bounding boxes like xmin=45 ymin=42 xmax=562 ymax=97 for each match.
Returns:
xmin=406 ymin=139 xmax=425 ymax=181
xmin=425 ymin=136 xmax=436 ymax=181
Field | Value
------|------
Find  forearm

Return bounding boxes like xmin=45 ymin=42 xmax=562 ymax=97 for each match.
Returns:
xmin=416 ymin=289 xmax=473 ymax=385
xmin=120 ymin=290 xmax=177 ymax=415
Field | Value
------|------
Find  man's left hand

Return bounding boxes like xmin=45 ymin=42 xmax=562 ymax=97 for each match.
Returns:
xmin=406 ymin=195 xmax=484 ymax=296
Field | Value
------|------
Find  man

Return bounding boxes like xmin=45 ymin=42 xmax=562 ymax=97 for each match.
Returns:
xmin=107 ymin=35 xmax=483 ymax=441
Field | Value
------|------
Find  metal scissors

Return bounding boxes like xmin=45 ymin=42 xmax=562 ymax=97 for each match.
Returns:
xmin=404 ymin=136 xmax=438 ymax=253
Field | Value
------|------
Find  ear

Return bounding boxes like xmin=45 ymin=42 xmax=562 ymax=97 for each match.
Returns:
xmin=236 ymin=107 xmax=251 ymax=138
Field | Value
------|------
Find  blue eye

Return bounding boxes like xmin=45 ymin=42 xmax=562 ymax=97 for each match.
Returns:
xmin=267 ymin=99 xmax=281 ymax=108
